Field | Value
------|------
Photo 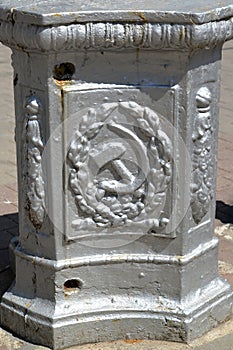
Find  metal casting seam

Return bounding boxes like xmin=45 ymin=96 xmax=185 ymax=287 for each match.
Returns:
xmin=13 ymin=237 xmax=219 ymax=270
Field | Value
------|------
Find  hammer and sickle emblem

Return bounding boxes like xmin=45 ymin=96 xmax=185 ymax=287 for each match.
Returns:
xmin=68 ymin=101 xmax=173 ymax=230
xmin=89 ymin=123 xmax=149 ymax=196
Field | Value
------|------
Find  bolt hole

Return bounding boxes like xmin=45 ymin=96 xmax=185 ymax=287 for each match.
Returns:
xmin=53 ymin=62 xmax=75 ymax=81
xmin=64 ymin=279 xmax=83 ymax=293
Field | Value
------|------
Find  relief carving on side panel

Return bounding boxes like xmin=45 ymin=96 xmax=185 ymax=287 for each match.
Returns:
xmin=191 ymin=87 xmax=214 ymax=224
xmin=24 ymin=96 xmax=45 ymax=229
xmin=67 ymin=101 xmax=172 ymax=231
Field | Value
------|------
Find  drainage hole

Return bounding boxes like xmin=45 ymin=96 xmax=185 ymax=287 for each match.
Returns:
xmin=53 ymin=62 xmax=75 ymax=81
xmin=64 ymin=279 xmax=83 ymax=293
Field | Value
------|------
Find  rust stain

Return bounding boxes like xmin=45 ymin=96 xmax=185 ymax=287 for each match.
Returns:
xmin=54 ymin=79 xmax=71 ymax=90
xmin=63 ymin=286 xmax=80 ymax=293
xmin=134 ymin=12 xmax=148 ymax=23
xmin=52 ymin=13 xmax=62 ymax=17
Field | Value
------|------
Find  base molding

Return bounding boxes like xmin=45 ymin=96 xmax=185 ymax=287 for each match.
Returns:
xmin=1 ymin=278 xmax=232 ymax=349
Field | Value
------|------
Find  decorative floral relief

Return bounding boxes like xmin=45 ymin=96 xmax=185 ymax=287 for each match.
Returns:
xmin=67 ymin=101 xmax=172 ymax=231
xmin=191 ymin=87 xmax=214 ymax=224
xmin=0 ymin=19 xmax=232 ymax=52
xmin=24 ymin=96 xmax=45 ymax=229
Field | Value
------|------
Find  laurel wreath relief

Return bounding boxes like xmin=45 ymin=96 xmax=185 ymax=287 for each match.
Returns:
xmin=24 ymin=96 xmax=45 ymax=229
xmin=67 ymin=101 xmax=172 ymax=230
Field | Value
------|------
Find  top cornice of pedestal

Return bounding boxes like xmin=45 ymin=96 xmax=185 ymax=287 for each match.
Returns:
xmin=1 ymin=0 xmax=233 ymax=25
xmin=0 ymin=0 xmax=233 ymax=51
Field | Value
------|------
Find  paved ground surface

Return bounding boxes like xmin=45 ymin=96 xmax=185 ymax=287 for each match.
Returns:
xmin=0 ymin=41 xmax=232 ymax=349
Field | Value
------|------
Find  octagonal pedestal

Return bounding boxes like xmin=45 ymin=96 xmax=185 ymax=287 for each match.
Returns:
xmin=0 ymin=1 xmax=233 ymax=349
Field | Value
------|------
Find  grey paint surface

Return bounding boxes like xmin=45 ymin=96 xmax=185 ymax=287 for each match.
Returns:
xmin=1 ymin=0 xmax=233 ymax=24
xmin=0 ymin=1 xmax=232 ymax=349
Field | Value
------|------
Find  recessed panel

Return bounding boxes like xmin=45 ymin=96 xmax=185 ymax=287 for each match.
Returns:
xmin=63 ymin=84 xmax=179 ymax=242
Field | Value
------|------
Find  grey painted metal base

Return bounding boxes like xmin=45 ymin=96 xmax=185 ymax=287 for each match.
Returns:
xmin=1 ymin=276 xmax=232 ymax=349
xmin=1 ymin=238 xmax=233 ymax=349
xmin=1 ymin=1 xmax=233 ymax=349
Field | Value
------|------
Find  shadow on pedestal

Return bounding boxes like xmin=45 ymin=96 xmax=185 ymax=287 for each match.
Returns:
xmin=0 ymin=213 xmax=18 ymax=298
xmin=216 ymin=201 xmax=233 ymax=224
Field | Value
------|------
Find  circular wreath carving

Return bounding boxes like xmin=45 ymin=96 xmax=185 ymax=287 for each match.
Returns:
xmin=67 ymin=101 xmax=172 ymax=229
